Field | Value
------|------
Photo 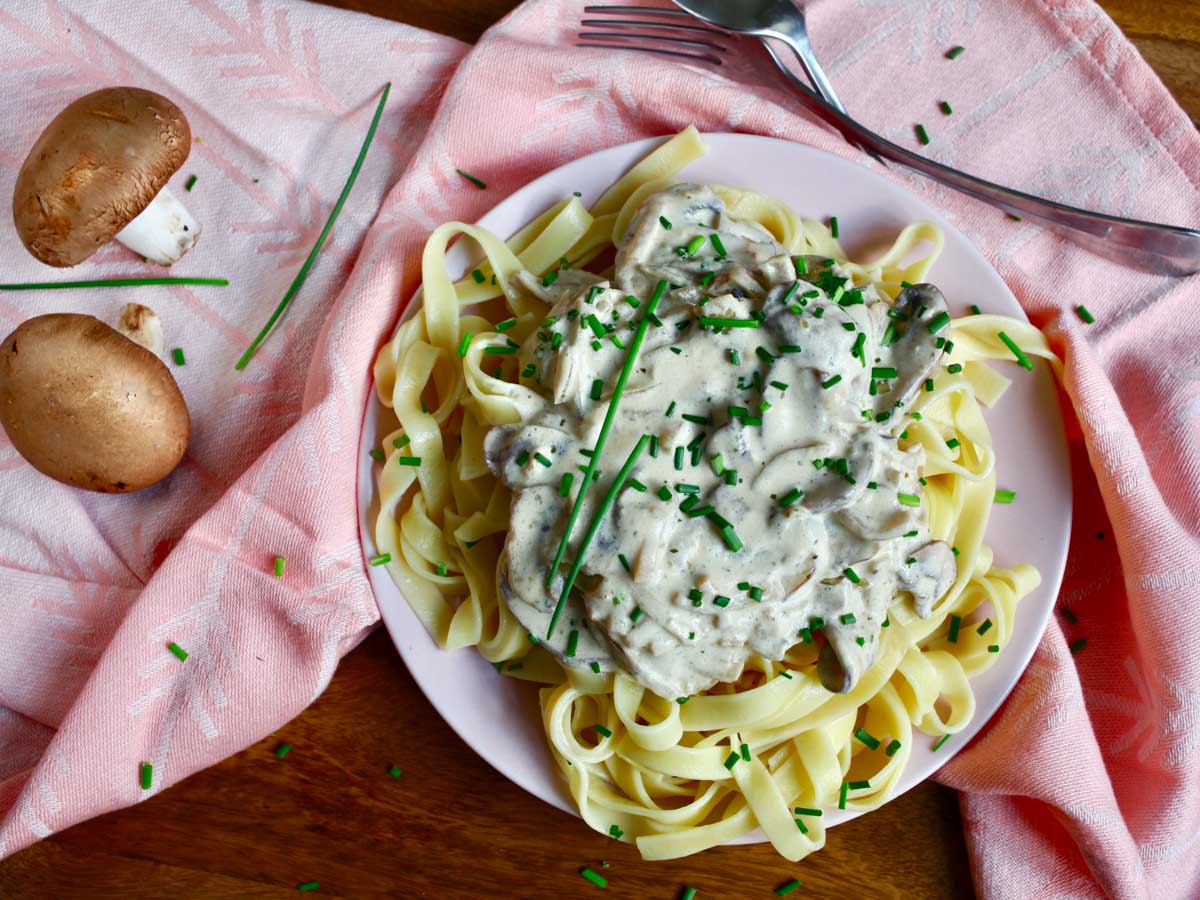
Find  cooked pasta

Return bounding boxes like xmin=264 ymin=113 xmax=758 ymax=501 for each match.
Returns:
xmin=371 ymin=127 xmax=1060 ymax=861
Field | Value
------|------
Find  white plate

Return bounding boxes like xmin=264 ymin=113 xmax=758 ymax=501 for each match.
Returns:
xmin=357 ymin=133 xmax=1072 ymax=837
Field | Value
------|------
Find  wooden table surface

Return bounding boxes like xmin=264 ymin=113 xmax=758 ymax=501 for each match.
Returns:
xmin=2 ymin=2 xmax=1196 ymax=898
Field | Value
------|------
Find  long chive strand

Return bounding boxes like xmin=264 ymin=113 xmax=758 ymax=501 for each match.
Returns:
xmin=235 ymin=82 xmax=390 ymax=370
xmin=550 ymin=435 xmax=649 ymax=638
xmin=545 ymin=281 xmax=668 ymax=636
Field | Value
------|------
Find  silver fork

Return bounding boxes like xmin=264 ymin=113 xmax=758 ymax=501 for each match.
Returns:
xmin=576 ymin=4 xmax=1200 ymax=275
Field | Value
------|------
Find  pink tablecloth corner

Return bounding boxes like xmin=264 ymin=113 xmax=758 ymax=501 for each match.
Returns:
xmin=0 ymin=1 xmax=1197 ymax=896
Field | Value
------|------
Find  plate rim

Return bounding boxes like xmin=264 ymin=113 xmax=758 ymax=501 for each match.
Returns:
xmin=356 ymin=131 xmax=1073 ymax=837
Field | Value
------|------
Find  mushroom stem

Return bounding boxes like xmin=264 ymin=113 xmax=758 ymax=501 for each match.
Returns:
xmin=114 ymin=187 xmax=200 ymax=266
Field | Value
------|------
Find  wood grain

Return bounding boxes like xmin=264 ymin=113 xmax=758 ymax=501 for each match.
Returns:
xmin=1 ymin=2 xmax=1195 ymax=898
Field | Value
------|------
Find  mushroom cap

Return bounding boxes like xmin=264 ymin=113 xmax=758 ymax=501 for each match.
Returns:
xmin=12 ymin=87 xmax=191 ymax=267
xmin=0 ymin=314 xmax=190 ymax=492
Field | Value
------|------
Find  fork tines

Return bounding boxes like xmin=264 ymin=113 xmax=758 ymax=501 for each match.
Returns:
xmin=578 ymin=4 xmax=730 ymax=65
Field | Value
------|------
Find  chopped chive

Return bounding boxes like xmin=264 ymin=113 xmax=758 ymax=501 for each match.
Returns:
xmin=594 ymin=724 xmax=613 ymax=738
xmin=740 ymin=742 xmax=750 ymax=761
xmin=580 ymin=867 xmax=607 ymax=889
xmin=710 ymin=453 xmax=726 ymax=476
xmin=273 ymin=556 xmax=286 ymax=577
xmin=724 ymin=469 xmax=737 ymax=486
xmin=933 ymin=734 xmax=951 ymax=751
xmin=717 ymin=523 xmax=743 ymax=553
xmin=897 ymin=492 xmax=921 ymax=507
xmin=165 ymin=641 xmax=189 ymax=662
xmin=821 ymin=374 xmax=842 ymax=390
xmin=659 ymin=215 xmax=673 ymax=230
xmin=1070 ymin=637 xmax=1087 ymax=654
xmin=749 ymin=586 xmax=763 ymax=601
xmin=871 ymin=366 xmax=897 ymax=379
xmin=236 ymin=84 xmax=389 ymax=369
xmin=829 ymin=216 xmax=839 ymax=238
xmin=915 ymin=123 xmax=930 ymax=145
xmin=948 ymin=614 xmax=962 ymax=643
xmin=457 ymin=332 xmax=473 ymax=357
xmin=169 ymin=347 xmax=186 ymax=367
xmin=998 ymin=331 xmax=1034 ymax=370
xmin=927 ymin=311 xmax=951 ymax=333
xmin=946 ymin=438 xmax=961 ymax=449
xmin=779 ymin=344 xmax=803 ymax=354
xmin=483 ymin=345 xmax=517 ymax=355
xmin=939 ymin=100 xmax=953 ymax=115
xmin=630 ymin=605 xmax=643 ymax=622
xmin=839 ymin=612 xmax=857 ymax=624
xmin=794 ymin=256 xmax=809 ymax=275
xmin=1076 ymin=305 xmax=1095 ymax=324
xmin=469 ymin=268 xmax=485 ymax=284
xmin=723 ymin=750 xmax=740 ymax=769
xmin=368 ymin=448 xmax=385 ymax=462
xmin=994 ymin=489 xmax=1017 ymax=504
xmin=848 ymin=779 xmax=871 ymax=790
xmin=854 ymin=728 xmax=880 ymax=750
xmin=665 ymin=400 xmax=677 ymax=417
xmin=496 ymin=317 xmax=517 ymax=332
xmin=885 ymin=739 xmax=902 ymax=757
xmin=541 ymin=270 xmax=559 ymax=288
xmin=775 ymin=879 xmax=802 ymax=897
xmin=947 ymin=363 xmax=963 ymax=374
xmin=688 ymin=588 xmax=703 ymax=606
xmin=843 ymin=568 xmax=861 ymax=584
xmin=682 ymin=889 xmax=698 ymax=900
xmin=565 ymin=629 xmax=579 ymax=658
xmin=925 ymin=378 xmax=935 ymax=392
xmin=713 ymin=595 xmax=731 ymax=608
xmin=626 ymin=478 xmax=646 ymax=492
xmin=756 ymin=346 xmax=777 ymax=364
xmin=455 ymin=168 xmax=487 ymax=189
xmin=988 ymin=644 xmax=1000 ymax=653
xmin=649 ymin=435 xmax=659 ymax=459
xmin=698 ymin=316 xmax=758 ymax=329
xmin=609 ymin=824 xmax=623 ymax=839
xmin=728 ymin=348 xmax=741 ymax=365
xmin=970 ymin=304 xmax=982 ymax=315
xmin=778 ymin=487 xmax=804 ymax=508
xmin=297 ymin=882 xmax=320 ymax=893
xmin=590 ymin=378 xmax=603 ymax=401
xmin=838 ymin=782 xmax=848 ymax=809
xmin=369 ymin=553 xmax=391 ymax=566
xmin=681 ymin=413 xmax=710 ymax=424
xmin=709 ymin=234 xmax=727 ymax=257
xmin=947 ymin=45 xmax=965 ymax=59
xmin=657 ymin=485 xmax=672 ymax=501
xmin=977 ymin=619 xmax=993 ymax=636
xmin=386 ymin=763 xmax=403 ymax=778
xmin=275 ymin=743 xmax=292 ymax=759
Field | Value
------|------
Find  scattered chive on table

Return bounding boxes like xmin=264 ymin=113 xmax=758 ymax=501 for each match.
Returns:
xmin=1 ymin=1 xmax=1194 ymax=897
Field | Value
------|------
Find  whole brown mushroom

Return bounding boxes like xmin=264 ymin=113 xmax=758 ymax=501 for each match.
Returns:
xmin=0 ymin=314 xmax=190 ymax=492
xmin=12 ymin=86 xmax=200 ymax=268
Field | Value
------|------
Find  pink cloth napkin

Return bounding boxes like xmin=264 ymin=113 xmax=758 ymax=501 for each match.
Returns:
xmin=0 ymin=1 xmax=1197 ymax=897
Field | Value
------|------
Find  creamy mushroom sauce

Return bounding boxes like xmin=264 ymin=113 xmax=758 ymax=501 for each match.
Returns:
xmin=485 ymin=185 xmax=956 ymax=701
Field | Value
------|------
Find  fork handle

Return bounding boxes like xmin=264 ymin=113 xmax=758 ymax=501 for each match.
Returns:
xmin=760 ymin=40 xmax=1200 ymax=275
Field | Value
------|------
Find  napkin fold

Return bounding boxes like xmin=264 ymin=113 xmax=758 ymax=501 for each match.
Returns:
xmin=1 ymin=2 xmax=1197 ymax=897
